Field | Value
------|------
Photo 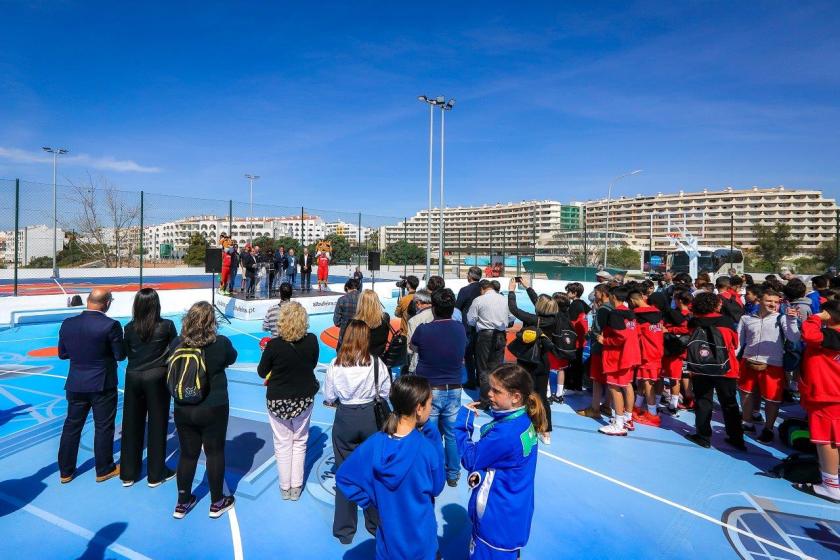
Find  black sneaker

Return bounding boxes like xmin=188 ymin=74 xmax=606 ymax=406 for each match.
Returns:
xmin=757 ymin=428 xmax=774 ymax=444
xmin=209 ymin=495 xmax=235 ymax=518
xmin=751 ymin=412 xmax=764 ymax=423
xmin=742 ymin=422 xmax=757 ymax=433
xmin=684 ymin=433 xmax=711 ymax=448
xmin=173 ymin=495 xmax=197 ymax=519
xmin=725 ymin=437 xmax=747 ymax=451
xmin=148 ymin=468 xmax=177 ymax=488
xmin=446 ymin=478 xmax=459 ymax=488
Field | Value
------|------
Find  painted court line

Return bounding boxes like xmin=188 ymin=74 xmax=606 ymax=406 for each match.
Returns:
xmin=537 ymin=449 xmax=816 ymax=560
xmin=0 ymin=491 xmax=152 ymax=560
xmin=228 ymin=506 xmax=244 ymax=560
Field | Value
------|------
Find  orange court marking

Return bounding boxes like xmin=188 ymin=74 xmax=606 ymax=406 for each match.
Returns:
xmin=28 ymin=346 xmax=59 ymax=357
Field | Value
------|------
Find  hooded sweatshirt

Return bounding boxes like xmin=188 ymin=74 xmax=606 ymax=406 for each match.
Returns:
xmin=601 ymin=305 xmax=641 ymax=373
xmin=335 ymin=422 xmax=445 ymax=560
xmin=799 ymin=315 xmax=840 ymax=408
xmin=736 ymin=312 xmax=800 ymax=367
xmin=455 ymin=405 xmax=538 ymax=553
xmin=569 ymin=299 xmax=591 ymax=349
xmin=633 ymin=305 xmax=665 ymax=366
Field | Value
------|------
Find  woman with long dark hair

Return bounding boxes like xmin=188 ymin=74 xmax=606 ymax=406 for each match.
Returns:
xmin=323 ymin=320 xmax=391 ymax=544
xmin=171 ymin=301 xmax=238 ymax=519
xmin=120 ymin=288 xmax=178 ymax=488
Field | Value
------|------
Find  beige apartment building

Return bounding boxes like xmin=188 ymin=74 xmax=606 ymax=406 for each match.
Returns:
xmin=381 ymin=200 xmax=583 ymax=254
xmin=584 ymin=186 xmax=838 ymax=254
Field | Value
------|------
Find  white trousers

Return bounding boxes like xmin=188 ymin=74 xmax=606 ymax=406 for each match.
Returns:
xmin=267 ymin=404 xmax=312 ymax=491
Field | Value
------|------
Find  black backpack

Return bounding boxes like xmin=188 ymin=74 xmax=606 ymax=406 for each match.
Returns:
xmin=778 ymin=418 xmax=816 ymax=453
xmin=551 ymin=313 xmax=578 ymax=361
xmin=684 ymin=325 xmax=730 ymax=376
xmin=167 ymin=345 xmax=210 ymax=405
xmin=720 ymin=297 xmax=744 ymax=326
xmin=767 ymin=452 xmax=821 ymax=484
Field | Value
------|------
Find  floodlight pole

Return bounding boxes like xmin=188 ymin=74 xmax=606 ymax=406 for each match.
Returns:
xmin=603 ymin=169 xmax=643 ymax=268
xmin=245 ymin=174 xmax=259 ymax=244
xmin=42 ymin=146 xmax=69 ymax=278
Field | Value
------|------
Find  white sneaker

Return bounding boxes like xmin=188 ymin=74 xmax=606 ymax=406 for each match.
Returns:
xmin=598 ymin=421 xmax=628 ymax=436
xmin=538 ymin=432 xmax=551 ymax=445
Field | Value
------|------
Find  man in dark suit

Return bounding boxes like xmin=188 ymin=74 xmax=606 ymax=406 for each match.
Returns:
xmin=57 ymin=288 xmax=125 ymax=483
xmin=300 ymin=247 xmax=313 ymax=292
xmin=240 ymin=244 xmax=258 ymax=298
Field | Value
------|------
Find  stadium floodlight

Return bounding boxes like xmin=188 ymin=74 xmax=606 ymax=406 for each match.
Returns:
xmin=42 ymin=146 xmax=70 ymax=278
xmin=437 ymin=98 xmax=455 ymax=276
xmin=603 ymin=169 xmax=643 ymax=267
xmin=418 ymin=95 xmax=441 ymax=280
xmin=245 ymin=174 xmax=260 ymax=245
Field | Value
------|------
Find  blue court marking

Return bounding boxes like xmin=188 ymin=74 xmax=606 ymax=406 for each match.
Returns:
xmin=0 ymin=294 xmax=838 ymax=559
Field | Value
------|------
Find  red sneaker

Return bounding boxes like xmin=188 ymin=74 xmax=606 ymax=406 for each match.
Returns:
xmin=635 ymin=411 xmax=661 ymax=427
xmin=624 ymin=418 xmax=636 ymax=431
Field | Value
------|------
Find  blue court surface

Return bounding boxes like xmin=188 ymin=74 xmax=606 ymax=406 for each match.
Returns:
xmin=0 ymin=298 xmax=838 ymax=559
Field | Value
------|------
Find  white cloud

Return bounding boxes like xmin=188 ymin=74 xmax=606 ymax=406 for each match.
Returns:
xmin=0 ymin=146 xmax=162 ymax=173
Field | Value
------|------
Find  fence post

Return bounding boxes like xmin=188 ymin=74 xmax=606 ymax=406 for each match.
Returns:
xmin=228 ymin=200 xmax=233 ymax=244
xmin=357 ymin=212 xmax=362 ymax=269
xmin=300 ymin=207 xmax=305 ymax=249
xmin=531 ymin=205 xmax=536 ymax=284
xmin=139 ymin=191 xmax=144 ymax=287
xmin=403 ymin=217 xmax=407 ymax=278
xmin=583 ymin=206 xmax=588 ymax=280
xmin=13 ymin=179 xmax=20 ymax=296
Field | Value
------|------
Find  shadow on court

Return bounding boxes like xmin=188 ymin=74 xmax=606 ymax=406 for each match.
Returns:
xmin=0 ymin=404 xmax=32 ymax=429
xmin=0 ymin=461 xmax=59 ymax=517
xmin=74 ymin=521 xmax=128 ymax=560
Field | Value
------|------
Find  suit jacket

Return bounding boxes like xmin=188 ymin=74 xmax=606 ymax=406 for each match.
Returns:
xmin=58 ymin=310 xmax=126 ymax=392
xmin=300 ymin=254 xmax=313 ymax=273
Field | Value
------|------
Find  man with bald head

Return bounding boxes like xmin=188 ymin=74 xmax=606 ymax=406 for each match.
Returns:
xmin=57 ymin=288 xmax=125 ymax=484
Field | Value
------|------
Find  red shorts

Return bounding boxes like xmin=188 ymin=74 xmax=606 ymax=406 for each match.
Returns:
xmin=606 ymin=367 xmax=634 ymax=387
xmin=661 ymin=355 xmax=684 ymax=381
xmin=589 ymin=355 xmax=606 ymax=385
xmin=738 ymin=360 xmax=785 ymax=402
xmin=636 ymin=363 xmax=661 ymax=381
xmin=808 ymin=403 xmax=840 ymax=446
xmin=547 ymin=353 xmax=569 ymax=371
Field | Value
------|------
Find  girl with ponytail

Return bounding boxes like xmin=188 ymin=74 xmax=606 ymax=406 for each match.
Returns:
xmin=335 ymin=376 xmax=445 ymax=559
xmin=455 ymin=363 xmax=546 ymax=559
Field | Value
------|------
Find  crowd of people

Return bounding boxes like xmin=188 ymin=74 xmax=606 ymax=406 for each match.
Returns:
xmin=217 ymin=233 xmax=324 ymax=297
xmin=52 ymin=263 xmax=840 ymax=559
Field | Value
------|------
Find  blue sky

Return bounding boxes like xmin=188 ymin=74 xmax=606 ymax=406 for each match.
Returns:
xmin=1 ymin=1 xmax=838 ymax=221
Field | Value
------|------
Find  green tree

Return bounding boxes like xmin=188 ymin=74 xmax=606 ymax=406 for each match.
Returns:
xmin=752 ymin=222 xmax=800 ymax=272
xmin=385 ymin=240 xmax=426 ymax=265
xmin=274 ymin=236 xmax=301 ymax=254
xmin=606 ymin=246 xmax=641 ymax=270
xmin=814 ymin=238 xmax=839 ymax=269
xmin=26 ymin=256 xmax=53 ymax=268
xmin=183 ymin=233 xmax=209 ymax=266
xmin=252 ymin=235 xmax=276 ymax=254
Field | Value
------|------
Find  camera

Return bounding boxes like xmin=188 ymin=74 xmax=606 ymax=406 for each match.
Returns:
xmin=396 ymin=275 xmax=408 ymax=289
xmin=648 ymin=273 xmax=665 ymax=282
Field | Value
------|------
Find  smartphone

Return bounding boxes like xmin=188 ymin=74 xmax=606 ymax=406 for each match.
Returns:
xmin=514 ymin=276 xmax=523 ymax=283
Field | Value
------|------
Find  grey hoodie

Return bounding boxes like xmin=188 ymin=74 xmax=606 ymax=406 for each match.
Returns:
xmin=736 ymin=312 xmax=800 ymax=367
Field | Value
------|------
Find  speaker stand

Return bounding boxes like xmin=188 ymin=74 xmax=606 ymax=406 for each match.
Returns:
xmin=210 ymin=273 xmax=231 ymax=324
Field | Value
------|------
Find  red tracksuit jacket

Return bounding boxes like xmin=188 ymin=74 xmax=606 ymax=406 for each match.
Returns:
xmin=799 ymin=314 xmax=840 ymax=408
xmin=601 ymin=305 xmax=641 ymax=373
xmin=569 ymin=299 xmax=590 ymax=350
xmin=634 ymin=305 xmax=665 ymax=366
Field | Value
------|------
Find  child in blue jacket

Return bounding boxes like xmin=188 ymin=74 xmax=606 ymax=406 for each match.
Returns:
xmin=336 ymin=375 xmax=445 ymax=560
xmin=455 ymin=363 xmax=548 ymax=559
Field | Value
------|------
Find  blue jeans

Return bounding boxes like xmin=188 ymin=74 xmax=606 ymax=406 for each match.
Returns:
xmin=430 ymin=388 xmax=462 ymax=481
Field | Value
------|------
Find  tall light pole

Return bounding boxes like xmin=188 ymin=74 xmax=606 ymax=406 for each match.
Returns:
xmin=418 ymin=95 xmax=443 ymax=279
xmin=244 ymin=174 xmax=259 ymax=245
xmin=438 ymin=98 xmax=455 ymax=276
xmin=42 ymin=146 xmax=69 ymax=278
xmin=603 ymin=169 xmax=643 ymax=267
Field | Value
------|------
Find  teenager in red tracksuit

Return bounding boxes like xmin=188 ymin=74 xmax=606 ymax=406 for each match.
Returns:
xmin=795 ymin=302 xmax=840 ymax=503
xmin=629 ymin=291 xmax=664 ymax=427
xmin=565 ymin=282 xmax=590 ymax=393
xmin=578 ymin=284 xmax=612 ymax=420
xmin=684 ymin=292 xmax=745 ymax=450
xmin=660 ymin=290 xmax=694 ymax=414
xmin=597 ymin=286 xmax=640 ymax=436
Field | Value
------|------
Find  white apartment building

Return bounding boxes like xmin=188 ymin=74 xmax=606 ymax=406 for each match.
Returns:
xmin=324 ymin=220 xmax=373 ymax=244
xmin=2 ymin=225 xmax=65 ymax=265
xmin=583 ymin=186 xmax=838 ymax=254
xmin=382 ymin=201 xmax=583 ymax=254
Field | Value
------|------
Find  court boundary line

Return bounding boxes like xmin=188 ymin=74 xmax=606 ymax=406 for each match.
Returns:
xmin=228 ymin=506 xmax=244 ymax=560
xmin=537 ymin=449 xmax=816 ymax=560
xmin=0 ymin=490 xmax=153 ymax=560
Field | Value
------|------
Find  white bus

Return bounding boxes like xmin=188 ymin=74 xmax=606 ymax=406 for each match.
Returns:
xmin=666 ymin=246 xmax=744 ymax=278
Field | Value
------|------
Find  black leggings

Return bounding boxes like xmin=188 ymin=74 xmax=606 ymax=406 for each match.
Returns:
xmin=174 ymin=404 xmax=229 ymax=503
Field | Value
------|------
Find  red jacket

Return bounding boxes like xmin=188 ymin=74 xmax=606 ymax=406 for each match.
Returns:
xmin=688 ymin=313 xmax=740 ymax=379
xmin=222 ymin=251 xmax=232 ymax=271
xmin=601 ymin=305 xmax=641 ymax=373
xmin=799 ymin=314 xmax=840 ymax=407
xmin=720 ymin=289 xmax=743 ymax=307
xmin=634 ymin=305 xmax=665 ymax=365
xmin=569 ymin=299 xmax=590 ymax=350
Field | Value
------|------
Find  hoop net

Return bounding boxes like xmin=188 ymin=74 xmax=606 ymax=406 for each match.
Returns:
xmin=663 ymin=211 xmax=704 ymax=259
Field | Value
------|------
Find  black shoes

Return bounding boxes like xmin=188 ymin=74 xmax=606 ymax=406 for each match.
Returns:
xmin=726 ymin=437 xmax=747 ymax=451
xmin=684 ymin=433 xmax=711 ymax=448
xmin=757 ymin=428 xmax=774 ymax=444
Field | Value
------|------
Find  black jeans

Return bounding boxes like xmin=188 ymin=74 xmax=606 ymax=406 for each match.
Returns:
xmin=174 ymin=404 xmax=229 ymax=503
xmin=475 ymin=330 xmax=506 ymax=399
xmin=227 ymin=269 xmax=238 ymax=292
xmin=58 ymin=389 xmax=118 ymax=477
xmin=246 ymin=272 xmax=256 ymax=296
xmin=332 ymin=402 xmax=380 ymax=542
xmin=120 ymin=367 xmax=171 ymax=483
xmin=565 ymin=348 xmax=585 ymax=391
xmin=464 ymin=326 xmax=477 ymax=384
xmin=300 ymin=271 xmax=311 ymax=291
xmin=692 ymin=375 xmax=743 ymax=444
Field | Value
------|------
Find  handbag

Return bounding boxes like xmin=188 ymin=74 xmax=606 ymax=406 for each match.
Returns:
xmin=372 ymin=357 xmax=392 ymax=429
xmin=383 ymin=323 xmax=407 ymax=368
